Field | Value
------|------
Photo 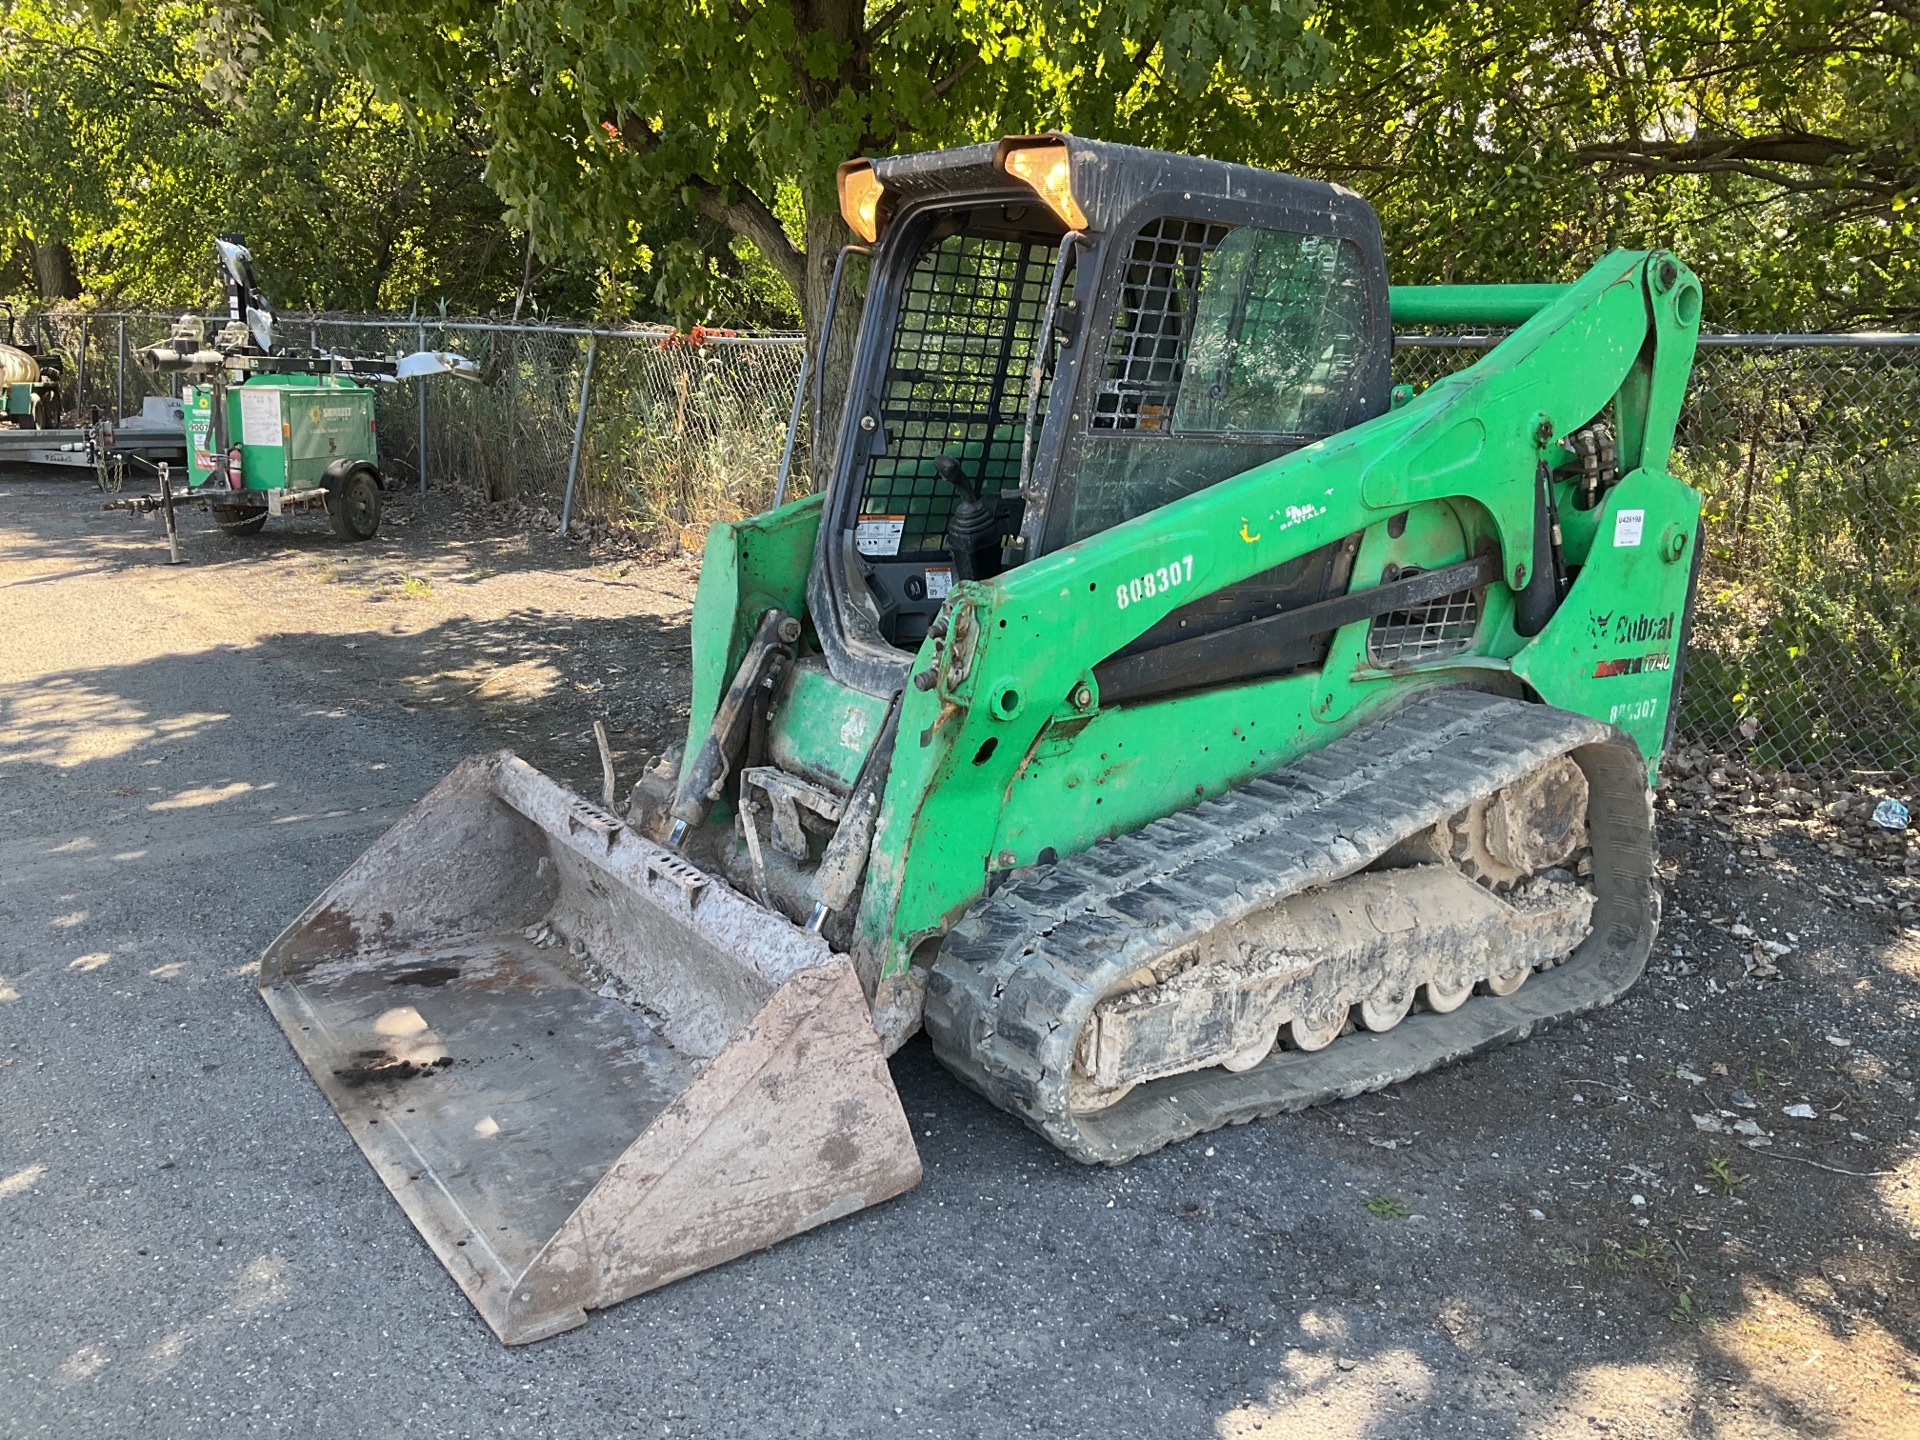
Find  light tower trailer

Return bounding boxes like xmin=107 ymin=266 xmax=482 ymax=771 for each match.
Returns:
xmin=105 ymin=237 xmax=475 ymax=553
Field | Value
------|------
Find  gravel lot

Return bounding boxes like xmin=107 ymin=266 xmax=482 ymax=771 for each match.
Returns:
xmin=3 ymin=472 xmax=1917 ymax=1438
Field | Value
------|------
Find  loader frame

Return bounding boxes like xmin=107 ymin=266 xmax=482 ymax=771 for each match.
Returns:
xmin=684 ymin=216 xmax=1701 ymax=983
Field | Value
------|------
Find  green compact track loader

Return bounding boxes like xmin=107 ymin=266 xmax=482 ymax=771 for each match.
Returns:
xmin=262 ymin=136 xmax=1703 ymax=1342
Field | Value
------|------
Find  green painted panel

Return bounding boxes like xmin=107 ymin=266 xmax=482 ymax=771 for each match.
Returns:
xmin=184 ymin=386 xmax=215 ymax=484
xmin=281 ymin=381 xmax=375 ymax=486
xmin=681 ymin=493 xmax=825 ymax=770
xmin=1511 ymin=468 xmax=1702 ymax=778
xmin=989 ymin=670 xmax=1368 ymax=863
xmin=768 ymin=661 xmax=888 ymax=791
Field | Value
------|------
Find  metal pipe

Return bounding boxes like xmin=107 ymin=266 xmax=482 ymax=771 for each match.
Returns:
xmin=416 ymin=321 xmax=428 ymax=494
xmin=59 ymin=311 xmax=804 ymax=343
xmin=1389 ymin=284 xmax=1570 ymax=326
xmin=159 ymin=464 xmax=181 ymax=565
xmin=1393 ymin=330 xmax=1920 ymax=351
xmin=116 ymin=316 xmax=125 ymax=423
xmin=430 ymin=320 xmax=803 ymax=344
xmin=1392 ymin=334 xmax=1501 ymax=350
xmin=135 ymin=347 xmax=226 ymax=374
xmin=558 ymin=333 xmax=599 ymax=536
xmin=1695 ymin=331 xmax=1920 ymax=348
xmin=68 ymin=307 xmax=1920 ymax=350
xmin=771 ymin=344 xmax=810 ymax=510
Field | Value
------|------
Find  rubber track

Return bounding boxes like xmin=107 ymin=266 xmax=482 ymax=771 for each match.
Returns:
xmin=924 ymin=689 xmax=1659 ymax=1163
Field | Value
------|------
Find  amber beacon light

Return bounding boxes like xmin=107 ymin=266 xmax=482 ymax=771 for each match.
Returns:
xmin=1001 ymin=142 xmax=1088 ymax=229
xmin=837 ymin=161 xmax=887 ymax=243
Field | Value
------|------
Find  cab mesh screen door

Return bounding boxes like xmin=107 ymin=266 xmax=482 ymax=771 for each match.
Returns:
xmin=857 ymin=232 xmax=1063 ymax=560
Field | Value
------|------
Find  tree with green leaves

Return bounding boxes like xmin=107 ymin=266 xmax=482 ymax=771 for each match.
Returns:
xmin=250 ymin=0 xmax=1332 ymax=335
xmin=249 ymin=0 xmax=1920 ymax=331
xmin=1284 ymin=0 xmax=1920 ymax=328
xmin=27 ymin=1 xmax=1920 ymax=331
xmin=0 ymin=1 xmax=542 ymax=310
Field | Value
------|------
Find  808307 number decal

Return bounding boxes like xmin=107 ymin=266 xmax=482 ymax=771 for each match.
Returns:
xmin=1115 ymin=554 xmax=1194 ymax=610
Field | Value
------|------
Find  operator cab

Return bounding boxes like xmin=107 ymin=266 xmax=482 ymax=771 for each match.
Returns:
xmin=809 ymin=135 xmax=1393 ymax=698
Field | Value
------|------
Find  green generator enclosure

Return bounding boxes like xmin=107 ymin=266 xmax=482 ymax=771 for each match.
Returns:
xmin=4 ymin=381 xmax=33 ymax=418
xmin=184 ymin=374 xmax=377 ymax=491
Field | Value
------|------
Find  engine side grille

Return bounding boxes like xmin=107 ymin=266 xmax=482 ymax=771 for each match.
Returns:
xmin=1367 ymin=576 xmax=1482 ymax=666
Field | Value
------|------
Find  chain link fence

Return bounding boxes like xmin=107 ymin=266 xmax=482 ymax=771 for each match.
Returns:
xmin=13 ymin=310 xmax=1918 ymax=778
xmin=22 ymin=311 xmax=810 ymax=547
xmin=1396 ymin=335 xmax=1920 ymax=779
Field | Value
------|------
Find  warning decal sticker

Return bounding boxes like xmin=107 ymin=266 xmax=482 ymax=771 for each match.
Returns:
xmin=238 ymin=386 xmax=282 ymax=448
xmin=854 ymin=515 xmax=906 ymax=557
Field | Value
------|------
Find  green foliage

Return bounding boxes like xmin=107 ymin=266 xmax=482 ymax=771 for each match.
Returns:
xmin=249 ymin=0 xmax=1332 ymax=329
xmin=1363 ymin=1192 xmax=1410 ymax=1219
xmin=1287 ymin=0 xmax=1920 ymax=329
xmin=1668 ymin=1288 xmax=1714 ymax=1326
xmin=1703 ymin=1154 xmax=1751 ymax=1197
xmin=0 ymin=1 xmax=549 ymax=310
xmin=235 ymin=0 xmax=1920 ymax=334
xmin=15 ymin=2 xmax=1920 ymax=337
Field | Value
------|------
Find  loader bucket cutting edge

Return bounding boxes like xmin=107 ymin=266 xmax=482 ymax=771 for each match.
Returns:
xmin=259 ymin=752 xmax=922 ymax=1343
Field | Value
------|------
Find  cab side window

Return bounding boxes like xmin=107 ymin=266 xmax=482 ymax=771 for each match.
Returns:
xmin=1173 ymin=228 xmax=1368 ymax=436
xmin=1066 ymin=220 xmax=1369 ymax=543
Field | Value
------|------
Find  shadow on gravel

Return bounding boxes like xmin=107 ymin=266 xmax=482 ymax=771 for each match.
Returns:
xmin=0 ymin=610 xmax=693 ymax=797
xmin=0 ymin=471 xmax=615 ymax=585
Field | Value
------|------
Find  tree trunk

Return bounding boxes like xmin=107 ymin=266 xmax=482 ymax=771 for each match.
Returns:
xmin=28 ymin=238 xmax=80 ymax=300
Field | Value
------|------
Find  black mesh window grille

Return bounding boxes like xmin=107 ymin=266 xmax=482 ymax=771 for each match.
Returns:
xmin=1090 ymin=218 xmax=1234 ymax=432
xmin=1367 ymin=580 xmax=1483 ymax=667
xmin=857 ymin=232 xmax=1063 ymax=558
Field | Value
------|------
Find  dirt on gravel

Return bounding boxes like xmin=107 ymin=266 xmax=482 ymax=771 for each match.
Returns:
xmin=3 ymin=471 xmax=1918 ymax=1439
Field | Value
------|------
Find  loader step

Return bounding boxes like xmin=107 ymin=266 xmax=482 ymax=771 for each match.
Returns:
xmin=924 ymin=688 xmax=1658 ymax=1163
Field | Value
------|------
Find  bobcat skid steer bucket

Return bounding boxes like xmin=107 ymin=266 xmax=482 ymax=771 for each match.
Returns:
xmin=259 ymin=752 xmax=921 ymax=1343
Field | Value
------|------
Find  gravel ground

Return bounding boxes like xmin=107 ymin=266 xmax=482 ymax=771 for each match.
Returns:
xmin=2 ymin=472 xmax=1917 ymax=1439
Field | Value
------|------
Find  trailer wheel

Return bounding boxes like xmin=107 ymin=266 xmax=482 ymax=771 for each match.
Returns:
xmin=328 ymin=467 xmax=383 ymax=542
xmin=212 ymin=505 xmax=268 ymax=536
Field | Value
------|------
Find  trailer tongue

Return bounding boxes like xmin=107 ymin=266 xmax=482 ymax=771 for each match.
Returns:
xmin=260 ymin=753 xmax=919 ymax=1343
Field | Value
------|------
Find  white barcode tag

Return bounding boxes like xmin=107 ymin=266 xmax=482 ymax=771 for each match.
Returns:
xmin=1613 ymin=508 xmax=1645 ymax=547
